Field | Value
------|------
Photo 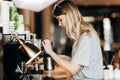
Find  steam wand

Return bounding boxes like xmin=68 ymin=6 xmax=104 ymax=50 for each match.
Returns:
xmin=26 ymin=51 xmax=43 ymax=65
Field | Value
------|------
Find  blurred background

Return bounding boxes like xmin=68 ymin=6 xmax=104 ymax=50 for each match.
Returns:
xmin=8 ymin=0 xmax=120 ymax=55
xmin=1 ymin=0 xmax=120 ymax=80
xmin=0 ymin=0 xmax=120 ymax=66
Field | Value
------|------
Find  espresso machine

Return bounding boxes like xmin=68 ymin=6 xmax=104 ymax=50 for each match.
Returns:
xmin=3 ymin=34 xmax=55 ymax=80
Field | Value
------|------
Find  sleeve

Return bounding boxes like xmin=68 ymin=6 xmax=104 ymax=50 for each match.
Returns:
xmin=71 ymin=35 xmax=92 ymax=67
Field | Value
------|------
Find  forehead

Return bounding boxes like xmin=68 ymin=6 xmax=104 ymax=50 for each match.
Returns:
xmin=56 ymin=15 xmax=65 ymax=19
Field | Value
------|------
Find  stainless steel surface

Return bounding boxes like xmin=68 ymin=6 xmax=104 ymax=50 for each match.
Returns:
xmin=43 ymin=54 xmax=54 ymax=71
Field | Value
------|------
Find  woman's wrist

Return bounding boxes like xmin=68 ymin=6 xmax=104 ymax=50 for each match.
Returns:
xmin=47 ymin=50 xmax=55 ymax=56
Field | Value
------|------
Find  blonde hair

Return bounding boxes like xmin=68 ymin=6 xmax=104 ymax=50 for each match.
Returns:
xmin=53 ymin=1 xmax=92 ymax=40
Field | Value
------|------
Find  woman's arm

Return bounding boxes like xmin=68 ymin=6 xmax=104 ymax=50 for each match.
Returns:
xmin=59 ymin=55 xmax=71 ymax=61
xmin=42 ymin=39 xmax=81 ymax=75
xmin=12 ymin=0 xmax=58 ymax=12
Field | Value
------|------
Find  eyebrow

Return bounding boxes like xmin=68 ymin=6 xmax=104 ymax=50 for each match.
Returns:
xmin=56 ymin=17 xmax=61 ymax=20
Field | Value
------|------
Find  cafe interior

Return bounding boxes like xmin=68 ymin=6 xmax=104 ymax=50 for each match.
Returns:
xmin=0 ymin=0 xmax=120 ymax=80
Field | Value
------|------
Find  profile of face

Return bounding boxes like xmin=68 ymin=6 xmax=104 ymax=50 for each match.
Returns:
xmin=56 ymin=14 xmax=67 ymax=28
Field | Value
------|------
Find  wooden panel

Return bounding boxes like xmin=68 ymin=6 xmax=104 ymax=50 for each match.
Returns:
xmin=41 ymin=7 xmax=52 ymax=39
xmin=19 ymin=9 xmax=35 ymax=32
xmin=72 ymin=0 xmax=120 ymax=6
xmin=30 ymin=11 xmax=35 ymax=33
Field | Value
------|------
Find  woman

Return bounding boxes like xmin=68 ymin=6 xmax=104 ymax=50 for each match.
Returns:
xmin=42 ymin=0 xmax=103 ymax=79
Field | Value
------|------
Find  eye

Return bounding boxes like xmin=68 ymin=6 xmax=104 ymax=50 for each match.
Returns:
xmin=59 ymin=19 xmax=62 ymax=22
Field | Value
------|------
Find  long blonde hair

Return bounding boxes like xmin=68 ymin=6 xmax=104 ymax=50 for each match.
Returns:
xmin=53 ymin=0 xmax=92 ymax=40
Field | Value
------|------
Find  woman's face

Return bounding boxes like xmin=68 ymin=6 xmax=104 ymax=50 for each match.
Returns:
xmin=56 ymin=15 xmax=66 ymax=28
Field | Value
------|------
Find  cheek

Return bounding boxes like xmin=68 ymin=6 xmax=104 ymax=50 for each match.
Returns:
xmin=60 ymin=21 xmax=65 ymax=28
xmin=63 ymin=20 xmax=67 ymax=27
xmin=61 ymin=18 xmax=66 ymax=26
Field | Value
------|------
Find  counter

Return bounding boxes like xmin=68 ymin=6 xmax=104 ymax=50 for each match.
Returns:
xmin=28 ymin=66 xmax=73 ymax=80
xmin=50 ymin=66 xmax=73 ymax=80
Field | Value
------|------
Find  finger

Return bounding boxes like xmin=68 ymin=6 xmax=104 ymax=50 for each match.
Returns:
xmin=42 ymin=41 xmax=46 ymax=46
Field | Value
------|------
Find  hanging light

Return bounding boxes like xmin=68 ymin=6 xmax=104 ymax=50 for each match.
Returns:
xmin=12 ymin=0 xmax=58 ymax=12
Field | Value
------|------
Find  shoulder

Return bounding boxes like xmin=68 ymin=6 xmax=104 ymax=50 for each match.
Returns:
xmin=79 ymin=32 xmax=90 ymax=41
xmin=77 ymin=32 xmax=91 ymax=46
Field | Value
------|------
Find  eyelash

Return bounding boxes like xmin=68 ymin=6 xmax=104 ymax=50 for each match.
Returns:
xmin=59 ymin=19 xmax=62 ymax=21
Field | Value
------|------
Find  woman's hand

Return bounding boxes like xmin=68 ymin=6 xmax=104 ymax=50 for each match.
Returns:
xmin=27 ymin=57 xmax=43 ymax=65
xmin=42 ymin=39 xmax=54 ymax=54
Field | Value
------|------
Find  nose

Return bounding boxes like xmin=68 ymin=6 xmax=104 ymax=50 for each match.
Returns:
xmin=58 ymin=22 xmax=62 ymax=27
